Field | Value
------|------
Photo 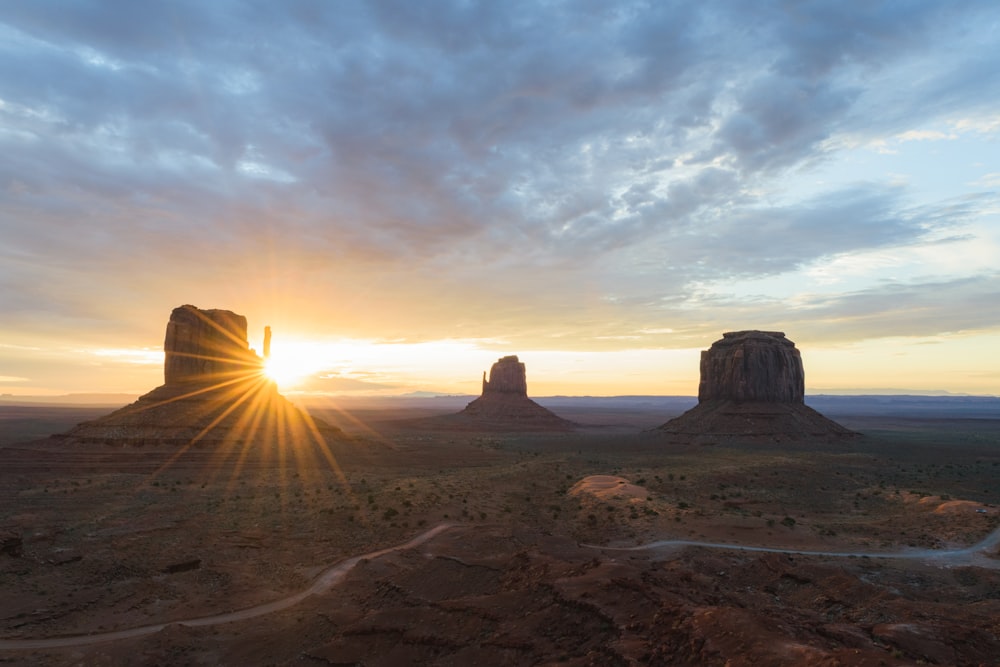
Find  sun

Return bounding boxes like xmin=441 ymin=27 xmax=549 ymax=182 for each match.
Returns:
xmin=263 ymin=347 xmax=324 ymax=388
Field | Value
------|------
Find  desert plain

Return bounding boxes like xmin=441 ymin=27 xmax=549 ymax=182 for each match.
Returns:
xmin=1 ymin=394 xmax=999 ymax=666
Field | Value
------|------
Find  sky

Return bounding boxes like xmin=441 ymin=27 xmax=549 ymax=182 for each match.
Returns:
xmin=1 ymin=1 xmax=998 ymax=398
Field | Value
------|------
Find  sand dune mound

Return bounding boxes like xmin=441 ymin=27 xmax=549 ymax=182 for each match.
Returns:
xmin=568 ymin=475 xmax=648 ymax=501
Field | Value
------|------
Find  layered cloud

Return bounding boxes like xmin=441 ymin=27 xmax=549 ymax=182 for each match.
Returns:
xmin=1 ymin=1 xmax=998 ymax=392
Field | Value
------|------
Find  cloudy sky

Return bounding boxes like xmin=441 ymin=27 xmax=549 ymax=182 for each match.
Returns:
xmin=2 ymin=1 xmax=998 ymax=398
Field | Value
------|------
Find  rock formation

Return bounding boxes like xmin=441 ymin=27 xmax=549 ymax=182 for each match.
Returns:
xmin=62 ymin=305 xmax=340 ymax=446
xmin=698 ymin=331 xmax=804 ymax=403
xmin=660 ymin=330 xmax=854 ymax=442
xmin=458 ymin=355 xmax=575 ymax=430
xmin=163 ymin=306 xmax=260 ymax=384
xmin=409 ymin=355 xmax=574 ymax=432
xmin=481 ymin=355 xmax=528 ymax=396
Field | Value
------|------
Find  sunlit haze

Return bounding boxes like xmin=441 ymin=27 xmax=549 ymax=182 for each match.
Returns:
xmin=1 ymin=3 xmax=998 ymax=399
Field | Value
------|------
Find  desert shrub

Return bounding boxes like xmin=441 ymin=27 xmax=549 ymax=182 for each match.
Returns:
xmin=781 ymin=516 xmax=796 ymax=528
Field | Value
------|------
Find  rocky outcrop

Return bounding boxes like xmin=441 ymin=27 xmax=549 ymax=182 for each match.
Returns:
xmin=409 ymin=356 xmax=574 ymax=432
xmin=61 ymin=305 xmax=341 ymax=447
xmin=660 ymin=331 xmax=854 ymax=443
xmin=457 ymin=356 xmax=574 ymax=431
xmin=164 ymin=305 xmax=260 ymax=384
xmin=698 ymin=331 xmax=803 ymax=403
xmin=482 ymin=356 xmax=528 ymax=396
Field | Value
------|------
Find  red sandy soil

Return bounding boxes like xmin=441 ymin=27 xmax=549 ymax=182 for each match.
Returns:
xmin=1 ymin=403 xmax=999 ymax=665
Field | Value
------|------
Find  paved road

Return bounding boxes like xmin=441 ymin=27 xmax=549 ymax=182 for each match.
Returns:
xmin=2 ymin=519 xmax=998 ymax=650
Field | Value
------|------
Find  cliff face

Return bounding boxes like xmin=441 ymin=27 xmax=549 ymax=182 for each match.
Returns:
xmin=698 ymin=331 xmax=804 ymax=403
xmin=163 ymin=305 xmax=261 ymax=384
xmin=482 ymin=355 xmax=528 ymax=396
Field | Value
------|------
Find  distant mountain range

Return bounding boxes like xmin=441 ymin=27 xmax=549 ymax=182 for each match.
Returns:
xmin=2 ymin=392 xmax=997 ymax=418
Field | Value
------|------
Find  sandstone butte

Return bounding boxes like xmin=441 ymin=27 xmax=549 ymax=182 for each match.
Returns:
xmin=660 ymin=330 xmax=855 ymax=443
xmin=453 ymin=355 xmax=576 ymax=431
xmin=60 ymin=305 xmax=341 ymax=447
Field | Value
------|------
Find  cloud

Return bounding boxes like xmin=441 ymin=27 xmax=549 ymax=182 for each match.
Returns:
xmin=896 ymin=130 xmax=957 ymax=142
xmin=1 ymin=0 xmax=998 ymax=364
xmin=295 ymin=373 xmax=398 ymax=394
xmin=681 ymin=274 xmax=1000 ymax=345
xmin=971 ymin=173 xmax=1000 ymax=188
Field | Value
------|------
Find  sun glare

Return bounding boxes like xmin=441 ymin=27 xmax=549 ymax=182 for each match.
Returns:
xmin=263 ymin=347 xmax=326 ymax=388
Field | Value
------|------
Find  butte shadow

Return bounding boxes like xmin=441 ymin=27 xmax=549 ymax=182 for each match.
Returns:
xmin=57 ymin=304 xmax=343 ymax=449
xmin=404 ymin=355 xmax=576 ymax=432
xmin=658 ymin=330 xmax=856 ymax=444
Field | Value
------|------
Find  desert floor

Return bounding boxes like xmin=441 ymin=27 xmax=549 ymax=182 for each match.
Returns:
xmin=1 ymin=399 xmax=998 ymax=665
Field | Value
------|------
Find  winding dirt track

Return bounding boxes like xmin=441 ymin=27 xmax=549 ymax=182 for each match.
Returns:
xmin=2 ymin=520 xmax=998 ymax=651
xmin=0 ymin=523 xmax=454 ymax=651
xmin=586 ymin=521 xmax=1000 ymax=567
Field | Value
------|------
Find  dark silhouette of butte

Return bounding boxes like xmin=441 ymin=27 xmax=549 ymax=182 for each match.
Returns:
xmin=444 ymin=355 xmax=575 ymax=431
xmin=61 ymin=304 xmax=341 ymax=446
xmin=659 ymin=330 xmax=855 ymax=442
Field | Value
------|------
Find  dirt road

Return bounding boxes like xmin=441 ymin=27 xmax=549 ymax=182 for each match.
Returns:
xmin=586 ymin=520 xmax=1000 ymax=567
xmin=0 ymin=523 xmax=454 ymax=650
xmin=2 ymin=520 xmax=998 ymax=650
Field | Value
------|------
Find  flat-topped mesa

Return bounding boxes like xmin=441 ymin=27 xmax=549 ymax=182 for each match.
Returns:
xmin=698 ymin=330 xmax=804 ymax=403
xmin=659 ymin=330 xmax=855 ymax=442
xmin=481 ymin=355 xmax=528 ymax=397
xmin=163 ymin=305 xmax=261 ymax=384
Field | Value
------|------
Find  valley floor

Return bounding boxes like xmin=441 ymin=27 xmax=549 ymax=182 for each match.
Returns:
xmin=1 ymin=401 xmax=998 ymax=665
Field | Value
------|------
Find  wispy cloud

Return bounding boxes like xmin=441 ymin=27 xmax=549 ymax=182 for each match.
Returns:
xmin=1 ymin=1 xmax=998 ymax=392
